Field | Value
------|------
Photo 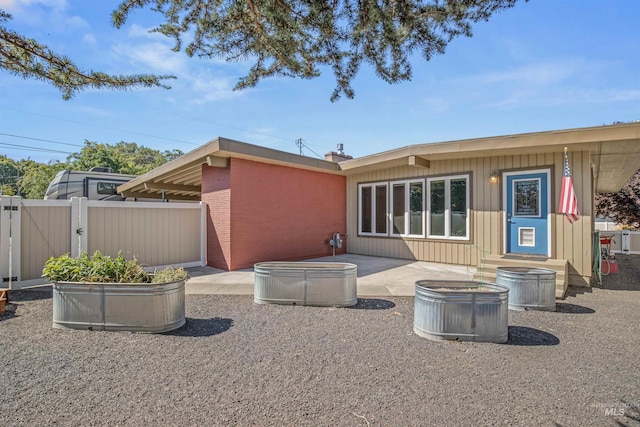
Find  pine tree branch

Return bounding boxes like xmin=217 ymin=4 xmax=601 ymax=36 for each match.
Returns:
xmin=0 ymin=9 xmax=175 ymax=100
xmin=112 ymin=0 xmax=523 ymax=101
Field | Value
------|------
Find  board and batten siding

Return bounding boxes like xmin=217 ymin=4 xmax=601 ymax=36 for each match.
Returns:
xmin=346 ymin=151 xmax=593 ymax=285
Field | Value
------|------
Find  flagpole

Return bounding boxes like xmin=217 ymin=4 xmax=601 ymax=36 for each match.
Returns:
xmin=562 ymin=147 xmax=573 ymax=228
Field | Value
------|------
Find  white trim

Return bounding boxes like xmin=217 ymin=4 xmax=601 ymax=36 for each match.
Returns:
xmin=502 ymin=168 xmax=552 ymax=256
xmin=358 ymin=182 xmax=389 ymax=236
xmin=426 ymin=174 xmax=470 ymax=240
xmin=518 ymin=227 xmax=536 ymax=247
xmin=0 ymin=196 xmax=22 ymax=288
xmin=389 ymin=179 xmax=426 ymax=238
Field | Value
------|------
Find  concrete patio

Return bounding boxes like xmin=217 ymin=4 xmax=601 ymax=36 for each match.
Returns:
xmin=185 ymin=254 xmax=478 ymax=296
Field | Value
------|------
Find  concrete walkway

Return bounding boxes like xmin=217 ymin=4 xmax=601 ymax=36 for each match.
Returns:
xmin=185 ymin=254 xmax=477 ymax=297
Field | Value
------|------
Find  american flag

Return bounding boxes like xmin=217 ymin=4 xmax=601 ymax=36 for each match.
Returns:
xmin=559 ymin=150 xmax=580 ymax=223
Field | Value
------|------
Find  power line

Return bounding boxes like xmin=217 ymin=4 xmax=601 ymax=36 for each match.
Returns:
xmin=0 ymin=132 xmax=84 ymax=148
xmin=295 ymin=138 xmax=322 ymax=159
xmin=0 ymin=141 xmax=73 ymax=155
xmin=1 ymin=107 xmax=307 ymax=148
xmin=1 ymin=108 xmax=331 ymax=160
xmin=0 ymin=140 xmax=183 ymax=162
xmin=1 ymin=107 xmax=201 ymax=146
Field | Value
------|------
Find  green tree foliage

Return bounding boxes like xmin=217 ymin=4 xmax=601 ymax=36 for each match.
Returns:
xmin=9 ymin=141 xmax=183 ymax=199
xmin=0 ymin=155 xmax=20 ymax=195
xmin=67 ymin=141 xmax=183 ymax=175
xmin=113 ymin=0 xmax=521 ymax=101
xmin=3 ymin=1 xmax=522 ymax=101
xmin=0 ymin=10 xmax=174 ymax=100
xmin=596 ymin=170 xmax=640 ymax=230
xmin=18 ymin=161 xmax=68 ymax=199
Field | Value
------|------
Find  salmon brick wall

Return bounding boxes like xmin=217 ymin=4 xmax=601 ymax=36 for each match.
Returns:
xmin=201 ymin=158 xmax=346 ymax=270
xmin=201 ymin=164 xmax=232 ymax=270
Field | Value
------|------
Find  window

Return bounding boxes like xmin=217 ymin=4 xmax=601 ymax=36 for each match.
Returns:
xmin=97 ymin=182 xmax=118 ymax=195
xmin=358 ymin=174 xmax=469 ymax=240
xmin=513 ymin=178 xmax=540 ymax=217
xmin=427 ymin=175 xmax=470 ymax=240
xmin=358 ymin=183 xmax=388 ymax=235
xmin=390 ymin=180 xmax=424 ymax=237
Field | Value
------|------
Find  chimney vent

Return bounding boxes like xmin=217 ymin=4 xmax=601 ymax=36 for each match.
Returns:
xmin=325 ymin=144 xmax=353 ymax=163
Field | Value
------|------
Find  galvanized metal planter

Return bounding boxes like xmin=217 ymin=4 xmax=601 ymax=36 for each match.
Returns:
xmin=254 ymin=262 xmax=357 ymax=307
xmin=413 ymin=280 xmax=509 ymax=343
xmin=496 ymin=267 xmax=556 ymax=311
xmin=52 ymin=279 xmax=185 ymax=333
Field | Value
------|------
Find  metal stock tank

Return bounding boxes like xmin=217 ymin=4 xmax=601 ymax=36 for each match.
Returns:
xmin=254 ymin=262 xmax=357 ymax=307
xmin=496 ymin=267 xmax=556 ymax=311
xmin=413 ymin=280 xmax=509 ymax=343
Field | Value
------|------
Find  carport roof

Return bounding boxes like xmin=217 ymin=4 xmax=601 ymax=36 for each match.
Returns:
xmin=119 ymin=123 xmax=640 ymax=200
xmin=118 ymin=137 xmax=341 ymax=200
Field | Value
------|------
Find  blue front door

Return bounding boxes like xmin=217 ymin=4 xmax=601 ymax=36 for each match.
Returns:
xmin=505 ymin=171 xmax=549 ymax=255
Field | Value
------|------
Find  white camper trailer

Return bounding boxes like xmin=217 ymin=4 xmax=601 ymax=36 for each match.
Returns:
xmin=44 ymin=167 xmax=136 ymax=201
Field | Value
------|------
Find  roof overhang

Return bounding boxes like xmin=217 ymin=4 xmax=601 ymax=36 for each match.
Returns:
xmin=118 ymin=137 xmax=341 ymax=200
xmin=119 ymin=123 xmax=640 ymax=199
xmin=339 ymin=123 xmax=640 ymax=193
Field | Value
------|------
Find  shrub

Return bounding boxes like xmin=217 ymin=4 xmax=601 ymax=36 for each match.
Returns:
xmin=43 ymin=251 xmax=188 ymax=284
xmin=151 ymin=266 xmax=188 ymax=283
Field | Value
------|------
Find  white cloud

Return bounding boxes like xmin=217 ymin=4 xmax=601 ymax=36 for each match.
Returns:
xmin=113 ymin=41 xmax=186 ymax=74
xmin=2 ymin=0 xmax=89 ymax=33
xmin=113 ymin=32 xmax=244 ymax=104
xmin=188 ymin=74 xmax=239 ymax=104
xmin=127 ymin=24 xmax=168 ymax=42
xmin=82 ymin=33 xmax=96 ymax=46
xmin=0 ymin=0 xmax=68 ymax=12
xmin=469 ymin=61 xmax=584 ymax=86
xmin=417 ymin=97 xmax=453 ymax=115
xmin=0 ymin=0 xmax=18 ymax=11
xmin=63 ymin=14 xmax=88 ymax=30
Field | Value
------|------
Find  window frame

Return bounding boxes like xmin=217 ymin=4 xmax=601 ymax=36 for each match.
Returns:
xmin=358 ymin=182 xmax=389 ymax=236
xmin=426 ymin=174 xmax=470 ymax=241
xmin=389 ymin=179 xmax=425 ymax=238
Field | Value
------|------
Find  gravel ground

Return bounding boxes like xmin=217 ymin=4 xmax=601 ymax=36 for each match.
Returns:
xmin=1 ymin=258 xmax=639 ymax=427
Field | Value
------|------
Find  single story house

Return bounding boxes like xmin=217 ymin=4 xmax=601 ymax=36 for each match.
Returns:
xmin=118 ymin=122 xmax=640 ymax=295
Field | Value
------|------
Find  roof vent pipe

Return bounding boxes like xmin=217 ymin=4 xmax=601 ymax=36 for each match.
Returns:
xmin=337 ymin=143 xmax=344 ymax=155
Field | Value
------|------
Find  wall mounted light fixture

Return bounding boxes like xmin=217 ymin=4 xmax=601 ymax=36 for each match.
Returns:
xmin=489 ymin=170 xmax=499 ymax=183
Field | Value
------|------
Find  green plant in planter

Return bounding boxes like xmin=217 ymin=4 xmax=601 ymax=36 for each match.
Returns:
xmin=43 ymin=251 xmax=188 ymax=284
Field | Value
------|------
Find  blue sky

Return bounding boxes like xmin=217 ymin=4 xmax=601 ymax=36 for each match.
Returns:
xmin=1 ymin=0 xmax=639 ymax=164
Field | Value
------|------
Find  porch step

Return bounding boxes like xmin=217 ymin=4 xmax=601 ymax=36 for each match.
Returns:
xmin=473 ymin=256 xmax=568 ymax=299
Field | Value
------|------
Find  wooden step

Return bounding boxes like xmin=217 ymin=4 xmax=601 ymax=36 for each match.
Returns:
xmin=479 ymin=256 xmax=567 ymax=268
xmin=473 ymin=256 xmax=568 ymax=299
